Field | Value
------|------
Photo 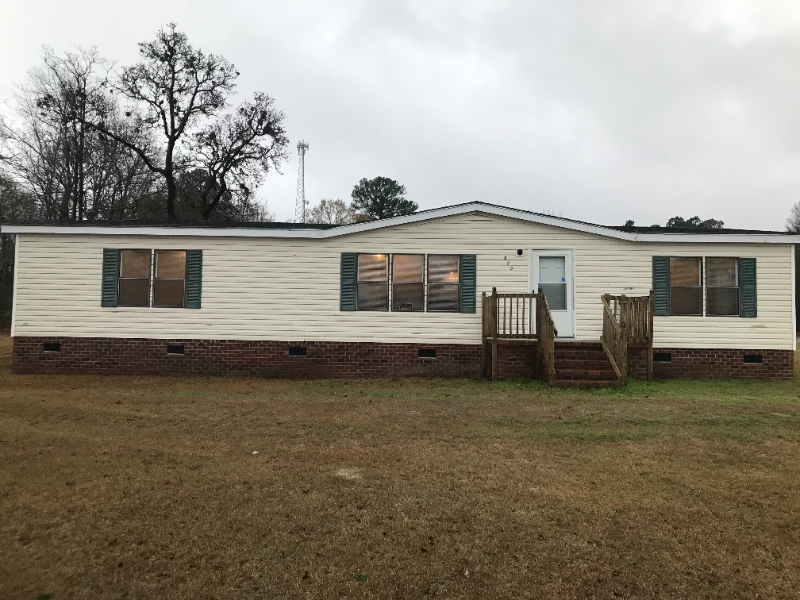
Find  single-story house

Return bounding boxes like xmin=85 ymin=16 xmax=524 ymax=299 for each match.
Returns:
xmin=1 ymin=202 xmax=796 ymax=382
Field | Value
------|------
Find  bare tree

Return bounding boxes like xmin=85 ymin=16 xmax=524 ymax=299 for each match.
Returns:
xmin=0 ymin=46 xmax=153 ymax=222
xmin=0 ymin=173 xmax=36 ymax=326
xmin=307 ymin=198 xmax=368 ymax=225
xmin=2 ymin=29 xmax=284 ymax=224
xmin=0 ymin=46 xmax=105 ymax=220
xmin=191 ymin=92 xmax=289 ymax=220
xmin=86 ymin=23 xmax=238 ymax=221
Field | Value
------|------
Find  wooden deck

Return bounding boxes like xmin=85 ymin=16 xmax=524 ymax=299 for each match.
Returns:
xmin=482 ymin=289 xmax=654 ymax=386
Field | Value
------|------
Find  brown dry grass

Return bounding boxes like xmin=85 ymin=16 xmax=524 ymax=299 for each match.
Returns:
xmin=1 ymin=335 xmax=799 ymax=599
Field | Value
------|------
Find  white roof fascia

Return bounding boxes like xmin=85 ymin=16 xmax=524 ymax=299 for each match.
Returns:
xmin=0 ymin=224 xmax=326 ymax=238
xmin=2 ymin=202 xmax=800 ymax=244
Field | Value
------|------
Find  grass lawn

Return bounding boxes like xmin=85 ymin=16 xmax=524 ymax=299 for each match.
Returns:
xmin=1 ymin=335 xmax=799 ymax=599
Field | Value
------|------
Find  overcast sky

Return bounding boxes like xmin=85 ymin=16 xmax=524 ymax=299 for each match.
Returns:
xmin=2 ymin=0 xmax=800 ymax=229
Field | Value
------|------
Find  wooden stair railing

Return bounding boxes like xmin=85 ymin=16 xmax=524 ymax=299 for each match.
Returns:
xmin=481 ymin=288 xmax=558 ymax=384
xmin=600 ymin=291 xmax=655 ymax=383
xmin=536 ymin=291 xmax=558 ymax=386
xmin=600 ymin=296 xmax=628 ymax=384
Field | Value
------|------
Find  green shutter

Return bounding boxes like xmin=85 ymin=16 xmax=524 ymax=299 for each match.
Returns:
xmin=459 ymin=254 xmax=477 ymax=313
xmin=739 ymin=257 xmax=757 ymax=318
xmin=101 ymin=249 xmax=119 ymax=307
xmin=185 ymin=250 xmax=203 ymax=309
xmin=652 ymin=256 xmax=670 ymax=316
xmin=340 ymin=253 xmax=357 ymax=311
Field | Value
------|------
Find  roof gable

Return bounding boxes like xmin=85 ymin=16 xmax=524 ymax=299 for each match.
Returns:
xmin=2 ymin=201 xmax=798 ymax=244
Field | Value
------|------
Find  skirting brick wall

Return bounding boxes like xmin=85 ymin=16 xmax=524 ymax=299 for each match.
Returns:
xmin=10 ymin=336 xmax=794 ymax=380
xmin=627 ymin=345 xmax=794 ymax=380
xmin=489 ymin=340 xmax=539 ymax=380
xmin=11 ymin=337 xmax=482 ymax=379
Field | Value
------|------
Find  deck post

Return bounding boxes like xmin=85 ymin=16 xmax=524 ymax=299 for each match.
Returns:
xmin=647 ymin=289 xmax=654 ymax=381
xmin=491 ymin=287 xmax=498 ymax=381
xmin=534 ymin=293 xmax=542 ymax=380
xmin=481 ymin=292 xmax=488 ymax=378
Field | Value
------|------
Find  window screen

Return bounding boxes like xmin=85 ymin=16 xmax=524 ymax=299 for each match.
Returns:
xmin=428 ymin=255 xmax=459 ymax=312
xmin=538 ymin=256 xmax=567 ymax=311
xmin=706 ymin=257 xmax=739 ymax=316
xmin=154 ymin=250 xmax=186 ymax=308
xmin=357 ymin=254 xmax=389 ymax=311
xmin=118 ymin=250 xmax=151 ymax=307
xmin=392 ymin=254 xmax=424 ymax=311
xmin=670 ymin=257 xmax=702 ymax=315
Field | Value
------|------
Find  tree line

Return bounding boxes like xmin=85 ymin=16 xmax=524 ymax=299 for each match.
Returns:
xmin=0 ymin=25 xmax=289 ymax=224
xmin=0 ymin=24 xmax=292 ymax=324
xmin=306 ymin=176 xmax=417 ymax=225
xmin=0 ymin=24 xmax=420 ymax=325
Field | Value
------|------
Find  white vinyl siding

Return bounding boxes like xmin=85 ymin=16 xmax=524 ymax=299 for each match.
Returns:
xmin=10 ymin=213 xmax=796 ymax=350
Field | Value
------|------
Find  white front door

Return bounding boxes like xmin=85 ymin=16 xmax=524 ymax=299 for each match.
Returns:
xmin=531 ymin=250 xmax=575 ymax=338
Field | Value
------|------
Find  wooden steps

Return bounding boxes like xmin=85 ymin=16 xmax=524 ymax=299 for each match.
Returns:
xmin=554 ymin=342 xmax=620 ymax=387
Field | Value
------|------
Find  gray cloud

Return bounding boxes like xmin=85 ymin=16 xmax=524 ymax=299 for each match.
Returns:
xmin=1 ymin=0 xmax=799 ymax=228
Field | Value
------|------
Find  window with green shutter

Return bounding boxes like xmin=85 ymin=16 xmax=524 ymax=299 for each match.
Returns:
xmin=652 ymin=256 xmax=670 ymax=316
xmin=340 ymin=253 xmax=357 ymax=311
xmin=652 ymin=255 xmax=756 ymax=318
xmin=738 ymin=258 xmax=757 ymax=318
xmin=185 ymin=250 xmax=203 ymax=309
xmin=459 ymin=254 xmax=477 ymax=313
xmin=103 ymin=248 xmax=202 ymax=309
xmin=101 ymin=249 xmax=120 ymax=307
xmin=341 ymin=252 xmax=477 ymax=313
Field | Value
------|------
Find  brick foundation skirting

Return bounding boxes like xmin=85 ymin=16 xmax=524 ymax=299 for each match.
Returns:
xmin=627 ymin=345 xmax=794 ymax=380
xmin=11 ymin=337 xmax=482 ymax=379
xmin=486 ymin=340 xmax=539 ymax=380
xmin=10 ymin=337 xmax=794 ymax=380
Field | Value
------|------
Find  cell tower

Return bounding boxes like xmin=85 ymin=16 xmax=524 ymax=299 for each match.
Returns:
xmin=295 ymin=140 xmax=310 ymax=223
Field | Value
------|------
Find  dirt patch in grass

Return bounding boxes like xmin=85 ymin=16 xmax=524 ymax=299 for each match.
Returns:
xmin=0 ymin=334 xmax=799 ymax=599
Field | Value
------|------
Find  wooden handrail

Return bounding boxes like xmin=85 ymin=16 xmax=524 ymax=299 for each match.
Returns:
xmin=481 ymin=288 xmax=557 ymax=384
xmin=602 ymin=293 xmax=653 ymax=345
xmin=600 ymin=291 xmax=655 ymax=383
xmin=536 ymin=289 xmax=557 ymax=385
xmin=600 ymin=296 xmax=627 ymax=384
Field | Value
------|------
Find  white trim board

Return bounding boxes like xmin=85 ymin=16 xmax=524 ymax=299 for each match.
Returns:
xmin=3 ymin=202 xmax=799 ymax=244
xmin=10 ymin=235 xmax=19 ymax=337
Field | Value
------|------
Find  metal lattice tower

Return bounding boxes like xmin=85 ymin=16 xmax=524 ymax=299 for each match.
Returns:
xmin=295 ymin=140 xmax=310 ymax=223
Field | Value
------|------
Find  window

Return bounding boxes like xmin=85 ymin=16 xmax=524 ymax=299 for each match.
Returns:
xmin=357 ymin=254 xmax=389 ymax=311
xmin=428 ymin=255 xmax=460 ymax=312
xmin=103 ymin=248 xmax=201 ymax=309
xmin=669 ymin=257 xmax=702 ymax=315
xmin=154 ymin=250 xmax=186 ymax=308
xmin=341 ymin=253 xmax=474 ymax=314
xmin=392 ymin=254 xmax=424 ymax=311
xmin=118 ymin=250 xmax=152 ymax=307
xmin=706 ymin=257 xmax=739 ymax=316
xmin=653 ymin=255 xmax=756 ymax=318
xmin=538 ymin=256 xmax=567 ymax=311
